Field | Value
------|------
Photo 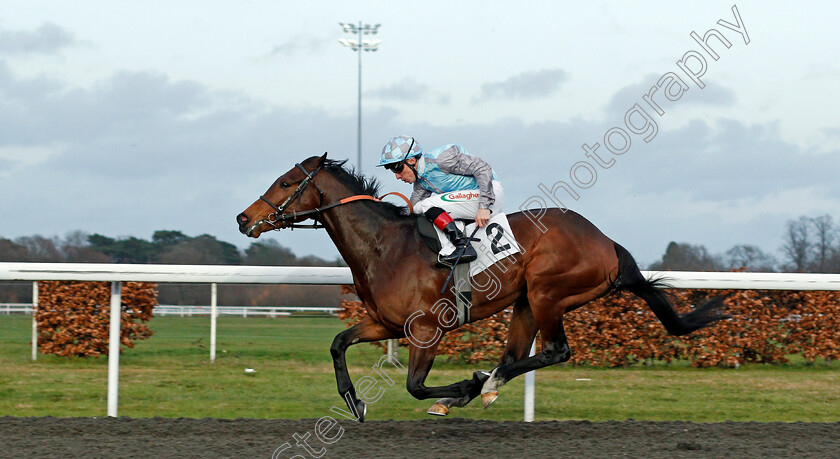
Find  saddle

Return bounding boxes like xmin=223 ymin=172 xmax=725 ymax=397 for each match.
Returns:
xmin=416 ymin=217 xmax=442 ymax=253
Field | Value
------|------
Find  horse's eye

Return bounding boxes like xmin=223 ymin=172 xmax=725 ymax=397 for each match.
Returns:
xmin=280 ymin=182 xmax=291 ymax=188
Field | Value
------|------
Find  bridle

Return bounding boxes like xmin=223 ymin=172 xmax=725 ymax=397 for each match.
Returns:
xmin=255 ymin=161 xmax=413 ymax=231
xmin=258 ymin=162 xmax=325 ymax=230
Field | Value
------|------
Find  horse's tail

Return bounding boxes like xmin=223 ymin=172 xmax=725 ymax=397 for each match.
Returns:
xmin=611 ymin=242 xmax=728 ymax=336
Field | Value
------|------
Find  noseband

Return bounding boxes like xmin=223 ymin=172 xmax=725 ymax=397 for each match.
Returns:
xmin=255 ymin=162 xmax=413 ymax=231
xmin=259 ymin=163 xmax=326 ymax=230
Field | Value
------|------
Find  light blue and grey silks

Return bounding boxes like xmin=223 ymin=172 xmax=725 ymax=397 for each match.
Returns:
xmin=409 ymin=144 xmax=499 ymax=211
xmin=410 ymin=144 xmax=502 ymax=259
xmin=378 ymin=135 xmax=422 ymax=165
xmin=379 ymin=137 xmax=517 ymax=326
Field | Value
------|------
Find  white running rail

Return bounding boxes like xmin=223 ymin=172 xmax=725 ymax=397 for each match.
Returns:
xmin=3 ymin=262 xmax=840 ymax=420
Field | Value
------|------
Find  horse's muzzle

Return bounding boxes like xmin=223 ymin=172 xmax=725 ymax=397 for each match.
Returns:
xmin=243 ymin=224 xmax=261 ymax=238
xmin=237 ymin=212 xmax=257 ymax=237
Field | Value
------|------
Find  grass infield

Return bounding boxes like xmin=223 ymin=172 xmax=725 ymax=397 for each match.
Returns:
xmin=0 ymin=314 xmax=837 ymax=421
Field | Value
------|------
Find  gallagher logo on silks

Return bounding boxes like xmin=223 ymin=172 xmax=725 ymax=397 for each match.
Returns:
xmin=441 ymin=191 xmax=480 ymax=202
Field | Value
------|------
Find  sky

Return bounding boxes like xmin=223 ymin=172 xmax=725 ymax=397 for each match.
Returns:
xmin=1 ymin=1 xmax=839 ymax=267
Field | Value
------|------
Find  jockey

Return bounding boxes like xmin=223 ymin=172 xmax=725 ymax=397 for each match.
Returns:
xmin=377 ymin=135 xmax=504 ymax=266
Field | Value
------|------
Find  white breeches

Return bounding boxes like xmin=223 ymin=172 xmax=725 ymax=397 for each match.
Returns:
xmin=414 ymin=181 xmax=505 ymax=255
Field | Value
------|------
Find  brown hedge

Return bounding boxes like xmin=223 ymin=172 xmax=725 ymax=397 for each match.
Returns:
xmin=36 ymin=281 xmax=157 ymax=357
xmin=339 ymin=286 xmax=840 ymax=368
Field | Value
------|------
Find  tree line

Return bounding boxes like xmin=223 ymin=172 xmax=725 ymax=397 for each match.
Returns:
xmin=0 ymin=230 xmax=345 ymax=307
xmin=649 ymin=215 xmax=840 ymax=273
xmin=0 ymin=230 xmax=343 ymax=267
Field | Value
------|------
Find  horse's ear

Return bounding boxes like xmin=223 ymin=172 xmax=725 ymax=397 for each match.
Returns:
xmin=318 ymin=152 xmax=328 ymax=166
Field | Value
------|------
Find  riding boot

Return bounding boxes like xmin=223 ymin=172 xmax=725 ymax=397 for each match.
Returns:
xmin=424 ymin=207 xmax=477 ymax=266
xmin=438 ymin=222 xmax=478 ymax=265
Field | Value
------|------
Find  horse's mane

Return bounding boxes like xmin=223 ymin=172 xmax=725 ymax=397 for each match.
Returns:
xmin=322 ymin=159 xmax=409 ymax=221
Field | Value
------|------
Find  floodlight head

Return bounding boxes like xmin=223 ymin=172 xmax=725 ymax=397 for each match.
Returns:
xmin=339 ymin=22 xmax=359 ymax=34
xmin=361 ymin=23 xmax=381 ymax=35
xmin=339 ymin=22 xmax=380 ymax=52
xmin=361 ymin=39 xmax=381 ymax=51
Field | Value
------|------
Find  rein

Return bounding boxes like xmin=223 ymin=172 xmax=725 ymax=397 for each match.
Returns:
xmin=257 ymin=162 xmax=413 ymax=230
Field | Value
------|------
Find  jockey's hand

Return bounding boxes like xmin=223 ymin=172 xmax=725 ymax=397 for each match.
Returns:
xmin=475 ymin=208 xmax=491 ymax=227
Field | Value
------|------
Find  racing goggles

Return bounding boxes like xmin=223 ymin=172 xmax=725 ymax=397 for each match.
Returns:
xmin=384 ymin=162 xmax=406 ymax=173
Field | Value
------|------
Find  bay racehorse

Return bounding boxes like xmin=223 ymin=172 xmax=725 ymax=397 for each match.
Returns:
xmin=236 ymin=154 xmax=727 ymax=421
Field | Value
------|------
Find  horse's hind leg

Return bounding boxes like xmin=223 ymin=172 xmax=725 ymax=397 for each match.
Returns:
xmin=481 ymin=319 xmax=572 ymax=408
xmin=429 ymin=296 xmax=537 ymax=416
xmin=498 ymin=297 xmax=539 ymax=366
xmin=480 ymin=280 xmax=609 ymax=407
xmin=480 ymin=316 xmax=571 ymax=407
xmin=480 ymin=268 xmax=614 ymax=407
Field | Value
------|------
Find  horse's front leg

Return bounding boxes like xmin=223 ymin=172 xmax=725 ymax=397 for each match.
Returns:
xmin=330 ymin=318 xmax=394 ymax=422
xmin=406 ymin=337 xmax=490 ymax=417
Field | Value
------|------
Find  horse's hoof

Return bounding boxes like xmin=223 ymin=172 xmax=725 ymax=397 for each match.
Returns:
xmin=427 ymin=402 xmax=450 ymax=416
xmin=481 ymin=391 xmax=498 ymax=408
xmin=357 ymin=399 xmax=367 ymax=422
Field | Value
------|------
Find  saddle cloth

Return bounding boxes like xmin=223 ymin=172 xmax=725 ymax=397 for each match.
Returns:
xmin=417 ymin=213 xmax=521 ymax=277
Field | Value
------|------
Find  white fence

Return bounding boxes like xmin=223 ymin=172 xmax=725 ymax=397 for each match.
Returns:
xmin=0 ymin=303 xmax=339 ymax=317
xmin=0 ymin=303 xmax=34 ymax=314
xmin=155 ymin=305 xmax=338 ymax=317
xmin=2 ymin=262 xmax=840 ymax=421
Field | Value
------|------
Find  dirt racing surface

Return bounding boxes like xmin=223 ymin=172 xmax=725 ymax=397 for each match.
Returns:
xmin=1 ymin=416 xmax=838 ymax=458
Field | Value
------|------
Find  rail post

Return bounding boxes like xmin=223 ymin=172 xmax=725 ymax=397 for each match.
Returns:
xmin=107 ymin=281 xmax=122 ymax=417
xmin=210 ymin=283 xmax=217 ymax=362
xmin=31 ymin=281 xmax=38 ymax=361
xmin=524 ymin=339 xmax=536 ymax=422
xmin=387 ymin=338 xmax=398 ymax=360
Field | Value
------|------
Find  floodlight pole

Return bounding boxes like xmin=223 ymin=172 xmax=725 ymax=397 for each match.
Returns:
xmin=356 ymin=22 xmax=362 ymax=172
xmin=339 ymin=22 xmax=381 ymax=173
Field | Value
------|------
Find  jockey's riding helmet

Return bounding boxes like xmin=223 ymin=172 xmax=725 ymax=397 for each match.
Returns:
xmin=377 ymin=135 xmax=422 ymax=168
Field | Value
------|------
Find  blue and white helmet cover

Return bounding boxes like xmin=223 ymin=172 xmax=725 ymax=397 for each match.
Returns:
xmin=378 ymin=135 xmax=422 ymax=166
